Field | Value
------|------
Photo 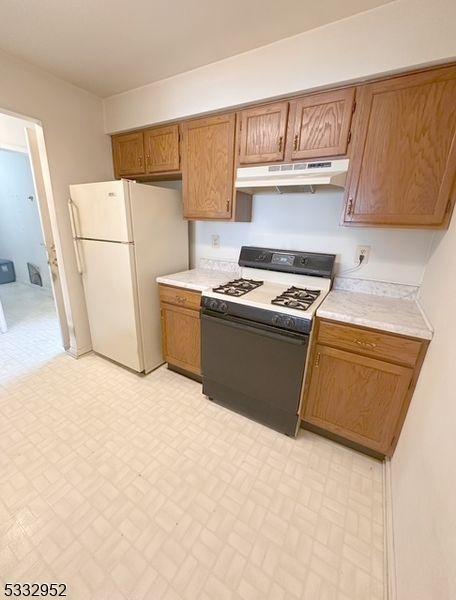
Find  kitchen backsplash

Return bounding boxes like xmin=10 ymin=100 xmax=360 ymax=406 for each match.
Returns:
xmin=333 ymin=277 xmax=419 ymax=299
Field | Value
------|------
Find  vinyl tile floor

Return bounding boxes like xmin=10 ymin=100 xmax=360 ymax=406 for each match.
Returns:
xmin=0 ymin=282 xmax=385 ymax=599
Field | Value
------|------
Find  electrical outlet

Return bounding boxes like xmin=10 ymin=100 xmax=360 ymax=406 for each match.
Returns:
xmin=211 ymin=234 xmax=220 ymax=249
xmin=355 ymin=245 xmax=371 ymax=265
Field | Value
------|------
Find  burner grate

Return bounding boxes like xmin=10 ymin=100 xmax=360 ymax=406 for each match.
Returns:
xmin=212 ymin=278 xmax=263 ymax=297
xmin=271 ymin=286 xmax=321 ymax=311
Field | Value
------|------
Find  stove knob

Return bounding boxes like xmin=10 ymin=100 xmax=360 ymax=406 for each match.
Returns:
xmin=219 ymin=301 xmax=228 ymax=313
xmin=209 ymin=299 xmax=219 ymax=310
xmin=272 ymin=315 xmax=281 ymax=326
xmin=284 ymin=317 xmax=296 ymax=329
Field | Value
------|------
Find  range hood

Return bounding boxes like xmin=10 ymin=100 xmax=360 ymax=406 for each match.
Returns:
xmin=235 ymin=159 xmax=349 ymax=193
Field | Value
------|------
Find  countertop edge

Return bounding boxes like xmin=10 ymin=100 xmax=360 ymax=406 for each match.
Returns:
xmin=316 ymin=308 xmax=433 ymax=341
xmin=156 ymin=277 xmax=207 ymax=292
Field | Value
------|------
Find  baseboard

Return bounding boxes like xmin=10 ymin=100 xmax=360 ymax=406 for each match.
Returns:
xmin=66 ymin=344 xmax=92 ymax=358
xmin=383 ymin=458 xmax=397 ymax=600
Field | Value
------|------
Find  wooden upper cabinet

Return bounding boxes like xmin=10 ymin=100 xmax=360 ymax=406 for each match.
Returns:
xmin=303 ymin=344 xmax=413 ymax=455
xmin=289 ymin=88 xmax=355 ymax=160
xmin=182 ymin=113 xmax=236 ymax=219
xmin=344 ymin=65 xmax=456 ymax=227
xmin=144 ymin=125 xmax=180 ymax=173
xmin=112 ymin=131 xmax=145 ymax=177
xmin=238 ymin=102 xmax=288 ymax=164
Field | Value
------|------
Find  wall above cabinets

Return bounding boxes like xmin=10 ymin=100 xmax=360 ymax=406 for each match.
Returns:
xmin=110 ymin=63 xmax=456 ymax=228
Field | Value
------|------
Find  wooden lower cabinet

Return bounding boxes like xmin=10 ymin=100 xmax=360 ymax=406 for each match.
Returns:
xmin=302 ymin=319 xmax=428 ymax=457
xmin=159 ymin=284 xmax=201 ymax=377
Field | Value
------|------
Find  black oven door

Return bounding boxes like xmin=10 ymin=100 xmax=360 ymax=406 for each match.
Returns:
xmin=201 ymin=311 xmax=309 ymax=436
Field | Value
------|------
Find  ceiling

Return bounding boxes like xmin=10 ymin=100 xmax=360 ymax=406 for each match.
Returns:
xmin=0 ymin=0 xmax=394 ymax=97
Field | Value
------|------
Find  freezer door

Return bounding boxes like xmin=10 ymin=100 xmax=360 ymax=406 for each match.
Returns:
xmin=69 ymin=180 xmax=133 ymax=242
xmin=78 ymin=238 xmax=143 ymax=371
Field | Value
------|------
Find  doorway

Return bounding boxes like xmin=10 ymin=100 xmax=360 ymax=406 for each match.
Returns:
xmin=0 ymin=111 xmax=68 ymax=373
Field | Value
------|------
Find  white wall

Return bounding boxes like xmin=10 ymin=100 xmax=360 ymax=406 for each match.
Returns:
xmin=0 ymin=113 xmax=30 ymax=152
xmin=0 ymin=149 xmax=51 ymax=289
xmin=0 ymin=50 xmax=113 ymax=354
xmin=391 ymin=221 xmax=456 ymax=599
xmin=194 ymin=191 xmax=435 ymax=285
xmin=104 ymin=0 xmax=456 ymax=133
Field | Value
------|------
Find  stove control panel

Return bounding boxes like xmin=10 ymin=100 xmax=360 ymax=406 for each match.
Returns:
xmin=239 ymin=246 xmax=336 ymax=278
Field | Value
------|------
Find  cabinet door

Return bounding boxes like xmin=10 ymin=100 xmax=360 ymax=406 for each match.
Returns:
xmin=144 ymin=125 xmax=180 ymax=173
xmin=161 ymin=303 xmax=201 ymax=375
xmin=182 ymin=114 xmax=235 ymax=219
xmin=238 ymin=102 xmax=288 ymax=164
xmin=289 ymin=88 xmax=355 ymax=160
xmin=112 ymin=132 xmax=145 ymax=177
xmin=344 ymin=66 xmax=456 ymax=227
xmin=303 ymin=345 xmax=413 ymax=454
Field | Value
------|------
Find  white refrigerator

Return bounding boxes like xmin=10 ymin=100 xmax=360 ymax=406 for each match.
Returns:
xmin=68 ymin=179 xmax=188 ymax=373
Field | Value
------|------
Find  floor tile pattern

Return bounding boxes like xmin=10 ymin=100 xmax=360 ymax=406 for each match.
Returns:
xmin=0 ymin=283 xmax=384 ymax=599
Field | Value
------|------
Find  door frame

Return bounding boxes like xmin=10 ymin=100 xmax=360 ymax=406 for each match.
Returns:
xmin=0 ymin=106 xmax=70 ymax=350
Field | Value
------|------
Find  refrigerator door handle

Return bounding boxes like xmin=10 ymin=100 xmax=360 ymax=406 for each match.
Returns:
xmin=68 ymin=197 xmax=80 ymax=237
xmin=74 ymin=238 xmax=85 ymax=274
xmin=68 ymin=198 xmax=84 ymax=274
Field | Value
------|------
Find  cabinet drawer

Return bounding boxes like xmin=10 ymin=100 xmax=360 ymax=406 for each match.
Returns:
xmin=318 ymin=320 xmax=422 ymax=366
xmin=159 ymin=285 xmax=201 ymax=310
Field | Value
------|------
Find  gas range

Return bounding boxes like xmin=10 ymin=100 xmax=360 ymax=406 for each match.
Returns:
xmin=202 ymin=247 xmax=335 ymax=334
xmin=201 ymin=247 xmax=336 ymax=437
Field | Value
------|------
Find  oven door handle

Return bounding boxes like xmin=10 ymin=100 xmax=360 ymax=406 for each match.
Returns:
xmin=201 ymin=312 xmax=308 ymax=345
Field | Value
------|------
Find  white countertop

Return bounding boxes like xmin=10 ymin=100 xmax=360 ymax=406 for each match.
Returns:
xmin=156 ymin=268 xmax=233 ymax=292
xmin=317 ymin=290 xmax=433 ymax=340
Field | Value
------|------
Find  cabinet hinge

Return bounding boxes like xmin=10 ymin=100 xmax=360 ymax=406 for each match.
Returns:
xmin=315 ymin=353 xmax=321 ymax=368
xmin=347 ymin=131 xmax=352 ymax=144
xmin=352 ymin=100 xmax=357 ymax=113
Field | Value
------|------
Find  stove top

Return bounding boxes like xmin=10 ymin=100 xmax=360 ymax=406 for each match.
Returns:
xmin=201 ymin=247 xmax=335 ymax=333
xmin=271 ymin=286 xmax=321 ymax=311
xmin=212 ymin=278 xmax=263 ymax=297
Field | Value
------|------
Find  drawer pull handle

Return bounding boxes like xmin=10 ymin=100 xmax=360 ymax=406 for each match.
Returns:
xmin=354 ymin=339 xmax=377 ymax=349
xmin=293 ymin=134 xmax=299 ymax=151
xmin=176 ymin=296 xmax=187 ymax=304
xmin=278 ymin=136 xmax=283 ymax=152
